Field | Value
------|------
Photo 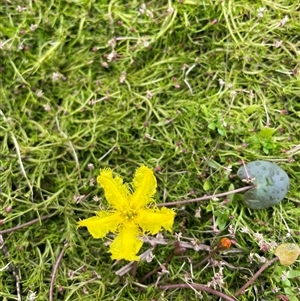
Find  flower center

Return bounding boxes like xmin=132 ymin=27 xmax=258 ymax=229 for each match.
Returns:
xmin=123 ymin=208 xmax=138 ymax=220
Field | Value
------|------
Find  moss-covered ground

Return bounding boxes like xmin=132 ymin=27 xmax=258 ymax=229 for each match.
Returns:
xmin=0 ymin=1 xmax=300 ymax=300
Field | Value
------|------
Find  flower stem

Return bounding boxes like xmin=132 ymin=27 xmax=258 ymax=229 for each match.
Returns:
xmin=49 ymin=240 xmax=69 ymax=301
xmin=0 ymin=213 xmax=57 ymax=235
xmin=160 ymin=283 xmax=238 ymax=301
xmin=157 ymin=186 xmax=255 ymax=207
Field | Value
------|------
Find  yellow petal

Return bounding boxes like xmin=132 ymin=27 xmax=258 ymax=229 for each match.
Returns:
xmin=131 ymin=165 xmax=157 ymax=208
xmin=109 ymin=224 xmax=143 ymax=261
xmin=136 ymin=207 xmax=176 ymax=234
xmin=78 ymin=211 xmax=122 ymax=238
xmin=97 ymin=168 xmax=130 ymax=210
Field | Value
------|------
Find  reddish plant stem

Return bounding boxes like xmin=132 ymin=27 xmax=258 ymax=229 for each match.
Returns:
xmin=0 ymin=213 xmax=57 ymax=235
xmin=140 ymin=252 xmax=174 ymax=283
xmin=130 ymin=261 xmax=138 ymax=278
xmin=194 ymin=248 xmax=219 ymax=269
xmin=49 ymin=240 xmax=69 ymax=301
xmin=234 ymin=256 xmax=279 ymax=296
xmin=157 ymin=186 xmax=255 ymax=207
xmin=160 ymin=283 xmax=238 ymax=301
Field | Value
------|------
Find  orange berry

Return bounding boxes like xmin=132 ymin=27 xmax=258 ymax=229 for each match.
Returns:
xmin=217 ymin=238 xmax=232 ymax=250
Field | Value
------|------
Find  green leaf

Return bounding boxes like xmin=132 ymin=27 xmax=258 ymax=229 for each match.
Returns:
xmin=217 ymin=127 xmax=226 ymax=136
xmin=214 ymin=210 xmax=229 ymax=230
xmin=206 ymin=160 xmax=221 ymax=170
xmin=245 ymin=105 xmax=261 ymax=114
xmin=284 ymin=288 xmax=298 ymax=301
xmin=216 ymin=216 xmax=228 ymax=231
xmin=257 ymin=127 xmax=276 ymax=138
xmin=200 ymin=104 xmax=209 ymax=117
xmin=287 ymin=270 xmax=300 ymax=278
xmin=228 ymin=184 xmax=235 ymax=201
xmin=206 ymin=203 xmax=213 ymax=212
xmin=203 ymin=179 xmax=211 ymax=191
xmin=208 ymin=123 xmax=216 ymax=130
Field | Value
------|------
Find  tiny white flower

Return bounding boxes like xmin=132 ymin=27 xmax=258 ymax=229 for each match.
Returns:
xmin=195 ymin=208 xmax=201 ymax=218
xmin=119 ymin=71 xmax=126 ymax=83
xmin=259 ymin=256 xmax=266 ymax=263
xmin=219 ymin=78 xmax=225 ymax=86
xmin=146 ymin=9 xmax=154 ymax=18
xmin=230 ymin=90 xmax=237 ymax=98
xmin=26 ymin=291 xmax=37 ymax=301
xmin=240 ymin=226 xmax=250 ymax=234
xmin=143 ymin=40 xmax=150 ymax=48
xmin=253 ymin=232 xmax=264 ymax=240
xmin=93 ymin=196 xmax=101 ymax=202
xmin=36 ymin=90 xmax=44 ymax=98
xmin=274 ymin=40 xmax=283 ymax=48
xmin=43 ymin=104 xmax=50 ymax=111
xmin=272 ymin=287 xmax=279 ymax=293
xmin=280 ymin=271 xmax=288 ymax=281
xmin=280 ymin=15 xmax=289 ymax=27
xmin=167 ymin=7 xmax=174 ymax=14
xmin=16 ymin=5 xmax=26 ymax=12
xmin=74 ymin=195 xmax=86 ymax=204
xmin=146 ymin=90 xmax=153 ymax=99
xmin=174 ymin=232 xmax=182 ymax=241
xmin=106 ymin=52 xmax=115 ymax=62
xmin=268 ymin=241 xmax=278 ymax=250
xmin=248 ymin=252 xmax=255 ymax=263
xmin=145 ymin=250 xmax=154 ymax=263
xmin=224 ymin=165 xmax=232 ymax=172
xmin=30 ymin=24 xmax=38 ymax=31
xmin=107 ymin=38 xmax=116 ymax=48
xmin=52 ymin=72 xmax=61 ymax=81
xmin=139 ymin=4 xmax=146 ymax=14
xmin=228 ymin=224 xmax=235 ymax=238
xmin=257 ymin=7 xmax=266 ymax=19
xmin=249 ymin=90 xmax=254 ymax=99
xmin=87 ymin=163 xmax=94 ymax=170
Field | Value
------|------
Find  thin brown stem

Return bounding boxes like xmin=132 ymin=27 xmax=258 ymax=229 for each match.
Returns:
xmin=49 ymin=240 xmax=69 ymax=301
xmin=234 ymin=256 xmax=279 ymax=296
xmin=130 ymin=261 xmax=138 ymax=278
xmin=160 ymin=283 xmax=238 ymax=301
xmin=157 ymin=186 xmax=255 ymax=207
xmin=0 ymin=213 xmax=57 ymax=235
xmin=194 ymin=248 xmax=218 ymax=269
xmin=140 ymin=252 xmax=174 ymax=283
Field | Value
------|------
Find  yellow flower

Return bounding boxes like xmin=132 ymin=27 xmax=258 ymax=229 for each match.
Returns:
xmin=78 ymin=165 xmax=176 ymax=261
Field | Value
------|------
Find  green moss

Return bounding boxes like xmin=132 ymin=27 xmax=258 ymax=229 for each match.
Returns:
xmin=0 ymin=0 xmax=299 ymax=300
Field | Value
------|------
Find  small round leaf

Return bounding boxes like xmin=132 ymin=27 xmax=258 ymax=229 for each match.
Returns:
xmin=237 ymin=161 xmax=289 ymax=209
xmin=274 ymin=243 xmax=300 ymax=266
